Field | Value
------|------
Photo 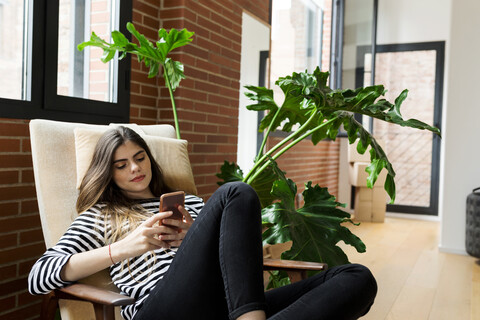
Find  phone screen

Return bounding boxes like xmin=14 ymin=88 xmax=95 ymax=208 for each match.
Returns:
xmin=160 ymin=191 xmax=185 ymax=221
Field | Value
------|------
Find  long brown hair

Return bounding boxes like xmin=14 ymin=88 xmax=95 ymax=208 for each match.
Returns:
xmin=76 ymin=126 xmax=171 ymax=242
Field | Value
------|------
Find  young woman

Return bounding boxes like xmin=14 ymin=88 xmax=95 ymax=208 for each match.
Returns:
xmin=28 ymin=126 xmax=377 ymax=320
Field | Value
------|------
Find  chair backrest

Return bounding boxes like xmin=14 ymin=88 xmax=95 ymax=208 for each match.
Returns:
xmin=29 ymin=119 xmax=197 ymax=320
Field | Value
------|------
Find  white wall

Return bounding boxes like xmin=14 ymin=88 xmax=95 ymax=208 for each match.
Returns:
xmin=377 ymin=0 xmax=450 ymax=44
xmin=439 ymin=0 xmax=480 ymax=254
xmin=237 ymin=12 xmax=270 ymax=173
xmin=377 ymin=0 xmax=480 ymax=255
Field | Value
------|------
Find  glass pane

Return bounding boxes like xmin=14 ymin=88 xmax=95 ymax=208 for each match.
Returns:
xmin=342 ymin=0 xmax=373 ymax=89
xmin=270 ymin=0 xmax=331 ymax=102
xmin=372 ymin=50 xmax=436 ymax=207
xmin=0 ymin=0 xmax=32 ymax=100
xmin=57 ymin=0 xmax=118 ymax=102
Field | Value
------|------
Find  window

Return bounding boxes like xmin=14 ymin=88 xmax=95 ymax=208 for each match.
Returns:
xmin=0 ymin=0 xmax=132 ymax=124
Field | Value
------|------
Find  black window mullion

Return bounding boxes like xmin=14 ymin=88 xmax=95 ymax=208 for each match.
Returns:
xmin=0 ymin=0 xmax=132 ymax=125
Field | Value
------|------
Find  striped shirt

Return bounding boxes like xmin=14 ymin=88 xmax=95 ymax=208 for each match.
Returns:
xmin=28 ymin=194 xmax=204 ymax=320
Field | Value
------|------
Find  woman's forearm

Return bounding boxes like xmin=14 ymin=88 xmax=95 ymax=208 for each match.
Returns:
xmin=60 ymin=242 xmax=122 ymax=282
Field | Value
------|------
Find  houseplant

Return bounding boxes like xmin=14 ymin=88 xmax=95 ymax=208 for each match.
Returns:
xmin=78 ymin=22 xmax=194 ymax=139
xmin=216 ymin=67 xmax=441 ymax=283
xmin=80 ymin=24 xmax=441 ymax=285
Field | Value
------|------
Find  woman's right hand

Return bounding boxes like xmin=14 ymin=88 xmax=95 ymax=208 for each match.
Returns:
xmin=112 ymin=211 xmax=178 ymax=261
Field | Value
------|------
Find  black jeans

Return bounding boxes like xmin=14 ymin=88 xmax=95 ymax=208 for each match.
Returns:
xmin=134 ymin=182 xmax=377 ymax=320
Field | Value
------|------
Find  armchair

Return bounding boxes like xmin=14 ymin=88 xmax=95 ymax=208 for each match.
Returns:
xmin=29 ymin=119 xmax=327 ymax=320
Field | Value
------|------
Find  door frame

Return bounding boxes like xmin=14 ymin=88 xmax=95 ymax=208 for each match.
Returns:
xmin=355 ymin=41 xmax=445 ymax=215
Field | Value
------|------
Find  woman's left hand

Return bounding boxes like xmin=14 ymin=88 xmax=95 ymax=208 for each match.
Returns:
xmin=159 ymin=205 xmax=193 ymax=247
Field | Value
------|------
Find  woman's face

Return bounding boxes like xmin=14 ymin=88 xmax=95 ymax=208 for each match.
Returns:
xmin=112 ymin=140 xmax=154 ymax=199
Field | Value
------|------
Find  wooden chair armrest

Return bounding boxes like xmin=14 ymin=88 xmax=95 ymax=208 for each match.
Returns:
xmin=263 ymin=258 xmax=327 ymax=283
xmin=263 ymin=258 xmax=327 ymax=271
xmin=56 ymin=283 xmax=135 ymax=306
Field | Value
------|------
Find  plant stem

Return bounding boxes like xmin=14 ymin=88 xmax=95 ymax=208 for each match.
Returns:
xmin=163 ymin=69 xmax=181 ymax=139
xmin=246 ymin=117 xmax=336 ymax=184
xmin=244 ymin=112 xmax=316 ymax=183
xmin=255 ymin=108 xmax=282 ymax=162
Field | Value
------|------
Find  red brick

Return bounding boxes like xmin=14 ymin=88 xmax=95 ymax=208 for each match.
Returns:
xmin=19 ymin=228 xmax=44 ymax=245
xmin=131 ymin=93 xmax=157 ymax=107
xmin=220 ymin=66 xmax=240 ymax=79
xmin=19 ymin=258 xmax=40 ymax=277
xmin=0 ymin=186 xmax=36 ymax=201
xmin=210 ymin=33 xmax=233 ymax=48
xmin=18 ymin=290 xmax=42 ymax=306
xmin=175 ymin=88 xmax=208 ymax=101
xmin=0 ymin=232 xmax=17 ymax=249
xmin=21 ymin=138 xmax=31 ymax=153
xmin=195 ymin=81 xmax=220 ymax=94
xmin=143 ymin=15 xmax=160 ymax=29
xmin=133 ymin=0 xmax=158 ymax=17
xmin=0 ymin=296 xmax=15 ymax=313
xmin=0 ymin=265 xmax=17 ymax=285
xmin=131 ymin=70 xmax=157 ymax=85
xmin=207 ymin=94 xmax=233 ymax=106
xmin=194 ymin=123 xmax=218 ymax=134
xmin=193 ymin=144 xmax=218 ymax=153
xmin=197 ymin=16 xmax=222 ymax=34
xmin=188 ymin=45 xmax=209 ymax=61
xmin=0 ymin=243 xmax=45 ymax=264
xmin=0 ymin=276 xmax=27 ymax=296
xmin=0 ymin=171 xmax=19 ymax=184
xmin=0 ymin=122 xmax=29 ymax=137
xmin=0 ymin=213 xmax=41 ymax=233
xmin=160 ymin=8 xmax=184 ymax=19
xmin=186 ymin=1 xmax=211 ymax=19
xmin=163 ymin=0 xmax=186 ymax=7
xmin=130 ymin=107 xmax=140 ymax=118
xmin=217 ymin=144 xmax=237 ymax=153
xmin=21 ymin=169 xmax=34 ymax=183
xmin=206 ymin=135 xmax=229 ymax=144
xmin=195 ymin=59 xmax=221 ymax=74
xmin=0 ymin=202 xmax=19 ymax=217
xmin=0 ymin=302 xmax=42 ymax=320
xmin=139 ymin=107 xmax=158 ymax=119
xmin=0 ymin=139 xmax=20 ymax=152
xmin=197 ymin=37 xmax=222 ymax=55
xmin=211 ymin=12 xmax=233 ymax=30
xmin=0 ymin=154 xmax=33 ymax=168
xmin=186 ymin=66 xmax=209 ymax=81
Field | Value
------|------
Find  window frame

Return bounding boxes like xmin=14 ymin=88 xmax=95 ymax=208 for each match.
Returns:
xmin=0 ymin=0 xmax=132 ymax=124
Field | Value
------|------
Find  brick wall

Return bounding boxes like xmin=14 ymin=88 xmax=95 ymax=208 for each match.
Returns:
xmin=0 ymin=1 xmax=269 ymax=318
xmin=268 ymin=136 xmax=340 ymax=201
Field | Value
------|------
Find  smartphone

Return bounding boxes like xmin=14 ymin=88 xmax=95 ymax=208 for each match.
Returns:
xmin=160 ymin=191 xmax=185 ymax=221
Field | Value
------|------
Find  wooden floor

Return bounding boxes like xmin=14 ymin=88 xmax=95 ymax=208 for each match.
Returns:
xmin=337 ymin=216 xmax=480 ymax=320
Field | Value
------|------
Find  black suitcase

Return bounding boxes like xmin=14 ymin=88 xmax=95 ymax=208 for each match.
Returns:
xmin=466 ymin=187 xmax=480 ymax=258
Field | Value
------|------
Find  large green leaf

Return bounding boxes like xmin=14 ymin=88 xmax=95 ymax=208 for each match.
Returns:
xmin=262 ymin=180 xmax=365 ymax=267
xmin=216 ymin=160 xmax=286 ymax=208
xmin=157 ymin=28 xmax=195 ymax=62
xmin=164 ymin=58 xmax=186 ymax=91
xmin=216 ymin=161 xmax=244 ymax=185
xmin=78 ymin=23 xmax=193 ymax=83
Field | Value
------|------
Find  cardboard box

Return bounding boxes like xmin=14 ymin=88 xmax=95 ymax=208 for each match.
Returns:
xmin=349 ymin=162 xmax=387 ymax=187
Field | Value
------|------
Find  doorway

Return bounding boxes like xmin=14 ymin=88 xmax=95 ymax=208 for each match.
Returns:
xmin=356 ymin=42 xmax=444 ymax=215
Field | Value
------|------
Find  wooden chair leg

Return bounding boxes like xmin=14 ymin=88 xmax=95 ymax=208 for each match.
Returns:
xmin=286 ymin=270 xmax=308 ymax=283
xmin=41 ymin=291 xmax=59 ymax=320
xmin=93 ymin=303 xmax=115 ymax=320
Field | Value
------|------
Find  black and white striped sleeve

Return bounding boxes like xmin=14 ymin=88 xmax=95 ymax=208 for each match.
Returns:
xmin=28 ymin=209 xmax=107 ymax=295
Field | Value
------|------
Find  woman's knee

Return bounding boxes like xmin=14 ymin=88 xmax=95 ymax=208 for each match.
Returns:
xmin=219 ymin=181 xmax=259 ymax=203
xmin=348 ymin=264 xmax=377 ymax=299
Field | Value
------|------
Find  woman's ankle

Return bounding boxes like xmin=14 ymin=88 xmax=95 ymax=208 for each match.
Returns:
xmin=236 ymin=310 xmax=266 ymax=320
